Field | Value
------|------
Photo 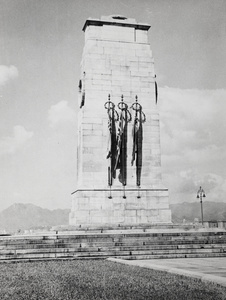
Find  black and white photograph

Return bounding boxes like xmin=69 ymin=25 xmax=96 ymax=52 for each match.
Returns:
xmin=0 ymin=0 xmax=226 ymax=299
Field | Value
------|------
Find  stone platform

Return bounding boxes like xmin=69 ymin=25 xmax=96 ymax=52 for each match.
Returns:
xmin=69 ymin=188 xmax=171 ymax=226
xmin=1 ymin=226 xmax=226 ymax=262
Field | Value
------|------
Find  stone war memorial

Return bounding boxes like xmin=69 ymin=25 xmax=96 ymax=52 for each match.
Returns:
xmin=69 ymin=15 xmax=171 ymax=226
xmin=2 ymin=15 xmax=226 ymax=267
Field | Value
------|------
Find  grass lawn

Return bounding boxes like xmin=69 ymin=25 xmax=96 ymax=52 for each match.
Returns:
xmin=0 ymin=259 xmax=226 ymax=300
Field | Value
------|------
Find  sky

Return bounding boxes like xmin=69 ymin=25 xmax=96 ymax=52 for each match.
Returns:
xmin=0 ymin=0 xmax=225 ymax=211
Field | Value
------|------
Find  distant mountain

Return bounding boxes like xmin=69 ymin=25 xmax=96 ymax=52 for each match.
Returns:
xmin=170 ymin=201 xmax=226 ymax=223
xmin=0 ymin=203 xmax=70 ymax=232
xmin=1 ymin=202 xmax=226 ymax=233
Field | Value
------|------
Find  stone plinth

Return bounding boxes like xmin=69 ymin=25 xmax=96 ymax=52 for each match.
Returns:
xmin=70 ymin=189 xmax=171 ymax=225
xmin=69 ymin=15 xmax=171 ymax=226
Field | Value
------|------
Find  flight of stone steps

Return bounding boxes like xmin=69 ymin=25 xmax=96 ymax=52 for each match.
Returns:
xmin=1 ymin=225 xmax=226 ymax=261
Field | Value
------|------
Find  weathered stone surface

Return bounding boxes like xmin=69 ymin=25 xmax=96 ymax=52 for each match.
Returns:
xmin=70 ymin=16 xmax=171 ymax=226
xmin=70 ymin=189 xmax=171 ymax=225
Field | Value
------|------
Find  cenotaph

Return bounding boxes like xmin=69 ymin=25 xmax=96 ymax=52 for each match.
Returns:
xmin=69 ymin=15 xmax=171 ymax=226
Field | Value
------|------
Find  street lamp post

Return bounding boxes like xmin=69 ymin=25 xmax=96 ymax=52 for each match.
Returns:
xmin=197 ymin=186 xmax=206 ymax=225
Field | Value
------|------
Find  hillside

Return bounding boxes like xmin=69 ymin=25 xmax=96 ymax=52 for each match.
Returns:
xmin=170 ymin=201 xmax=226 ymax=223
xmin=0 ymin=202 xmax=226 ymax=232
xmin=0 ymin=203 xmax=70 ymax=232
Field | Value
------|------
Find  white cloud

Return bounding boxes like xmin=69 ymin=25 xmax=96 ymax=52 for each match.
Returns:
xmin=159 ymin=87 xmax=226 ymax=153
xmin=0 ymin=65 xmax=18 ymax=86
xmin=159 ymin=87 xmax=226 ymax=203
xmin=163 ymin=168 xmax=226 ymax=204
xmin=178 ymin=170 xmax=224 ymax=192
xmin=48 ymin=101 xmax=76 ymax=128
xmin=159 ymin=87 xmax=226 ymax=157
xmin=0 ymin=126 xmax=33 ymax=156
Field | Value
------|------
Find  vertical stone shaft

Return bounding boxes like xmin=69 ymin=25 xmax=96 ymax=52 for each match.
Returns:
xmin=70 ymin=16 xmax=171 ymax=225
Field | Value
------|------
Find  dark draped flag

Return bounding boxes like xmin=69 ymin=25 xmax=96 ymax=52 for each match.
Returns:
xmin=106 ymin=109 xmax=117 ymax=185
xmin=78 ymin=80 xmax=82 ymax=91
xmin=115 ymin=110 xmax=128 ymax=186
xmin=80 ymin=92 xmax=85 ymax=108
xmin=155 ymin=81 xmax=158 ymax=104
xmin=131 ymin=108 xmax=143 ymax=186
xmin=79 ymin=72 xmax=86 ymax=108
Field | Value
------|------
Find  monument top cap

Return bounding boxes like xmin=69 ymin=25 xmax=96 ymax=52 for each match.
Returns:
xmin=101 ymin=15 xmax=136 ymax=23
xmin=82 ymin=15 xmax=151 ymax=32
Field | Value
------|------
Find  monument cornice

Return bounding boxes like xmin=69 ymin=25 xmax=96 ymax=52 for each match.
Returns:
xmin=82 ymin=19 xmax=151 ymax=32
xmin=71 ymin=188 xmax=168 ymax=195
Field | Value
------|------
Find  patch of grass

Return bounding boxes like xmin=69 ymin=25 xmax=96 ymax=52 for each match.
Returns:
xmin=0 ymin=260 xmax=226 ymax=299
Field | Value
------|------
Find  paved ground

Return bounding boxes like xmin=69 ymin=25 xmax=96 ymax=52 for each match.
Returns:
xmin=108 ymin=257 xmax=226 ymax=287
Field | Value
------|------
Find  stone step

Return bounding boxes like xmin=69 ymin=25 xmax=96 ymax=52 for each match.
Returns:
xmin=56 ymin=231 xmax=226 ymax=239
xmin=1 ymin=244 xmax=226 ymax=258
xmin=1 ymin=235 xmax=226 ymax=250
xmin=0 ymin=242 xmax=212 ymax=250
xmin=112 ymin=236 xmax=226 ymax=243
xmin=0 ymin=251 xmax=111 ymax=260
xmin=116 ymin=252 xmax=226 ymax=260
xmin=1 ymin=230 xmax=226 ymax=261
xmin=1 ymin=238 xmax=226 ymax=251
xmin=113 ymin=239 xmax=226 ymax=247
xmin=1 ymin=249 xmax=226 ymax=261
xmin=1 ymin=230 xmax=226 ymax=243
xmin=107 ymin=244 xmax=226 ymax=251
xmin=52 ymin=224 xmax=195 ymax=232
xmin=1 ymin=243 xmax=226 ymax=255
xmin=1 ymin=232 xmax=225 ymax=247
xmin=0 ymin=252 xmax=76 ymax=260
xmin=75 ymin=248 xmax=226 ymax=258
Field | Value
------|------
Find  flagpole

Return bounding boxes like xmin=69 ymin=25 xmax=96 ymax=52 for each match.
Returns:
xmin=108 ymin=185 xmax=112 ymax=199
xmin=136 ymin=101 xmax=141 ymax=196
xmin=131 ymin=96 xmax=145 ymax=198
xmin=137 ymin=186 xmax=141 ymax=199
xmin=137 ymin=99 xmax=139 ymax=189
xmin=121 ymin=95 xmax=127 ymax=199
xmin=132 ymin=96 xmax=140 ymax=197
xmin=105 ymin=94 xmax=117 ymax=199
xmin=123 ymin=185 xmax=126 ymax=199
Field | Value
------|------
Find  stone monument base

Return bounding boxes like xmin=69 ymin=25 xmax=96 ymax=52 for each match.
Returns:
xmin=69 ymin=189 xmax=171 ymax=226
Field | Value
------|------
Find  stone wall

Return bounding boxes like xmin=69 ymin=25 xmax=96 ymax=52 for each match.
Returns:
xmin=70 ymin=189 xmax=171 ymax=225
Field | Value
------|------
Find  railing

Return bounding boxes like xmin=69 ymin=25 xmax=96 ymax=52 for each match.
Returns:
xmin=203 ymin=221 xmax=226 ymax=229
